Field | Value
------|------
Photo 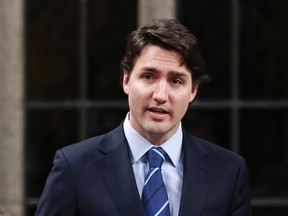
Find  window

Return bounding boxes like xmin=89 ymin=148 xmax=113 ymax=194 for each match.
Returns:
xmin=178 ymin=0 xmax=288 ymax=215
xmin=25 ymin=0 xmax=136 ymax=214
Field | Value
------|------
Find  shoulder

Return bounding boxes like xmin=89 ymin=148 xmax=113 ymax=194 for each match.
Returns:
xmin=183 ymin=131 xmax=249 ymax=190
xmin=184 ymin=131 xmax=246 ymax=167
xmin=57 ymin=123 xmax=126 ymax=163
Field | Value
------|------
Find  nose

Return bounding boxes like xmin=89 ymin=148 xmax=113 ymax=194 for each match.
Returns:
xmin=153 ymin=81 xmax=168 ymax=104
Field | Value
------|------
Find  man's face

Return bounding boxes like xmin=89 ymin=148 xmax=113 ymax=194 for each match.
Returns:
xmin=123 ymin=45 xmax=198 ymax=145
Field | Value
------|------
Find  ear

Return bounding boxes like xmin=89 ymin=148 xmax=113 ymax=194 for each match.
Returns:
xmin=189 ymin=82 xmax=199 ymax=103
xmin=122 ymin=73 xmax=129 ymax=95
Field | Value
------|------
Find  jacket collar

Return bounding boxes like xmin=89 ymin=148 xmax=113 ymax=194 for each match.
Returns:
xmin=94 ymin=123 xmax=144 ymax=216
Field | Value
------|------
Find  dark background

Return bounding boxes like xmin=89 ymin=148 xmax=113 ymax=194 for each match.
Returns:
xmin=25 ymin=0 xmax=288 ymax=215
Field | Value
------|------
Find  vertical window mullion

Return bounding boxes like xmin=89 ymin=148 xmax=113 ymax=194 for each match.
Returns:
xmin=79 ymin=0 xmax=88 ymax=140
xmin=230 ymin=0 xmax=241 ymax=153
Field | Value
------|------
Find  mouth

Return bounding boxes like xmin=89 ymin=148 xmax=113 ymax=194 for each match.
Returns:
xmin=148 ymin=107 xmax=168 ymax=116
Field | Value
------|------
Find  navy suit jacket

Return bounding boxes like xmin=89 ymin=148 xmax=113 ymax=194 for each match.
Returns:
xmin=35 ymin=123 xmax=251 ymax=216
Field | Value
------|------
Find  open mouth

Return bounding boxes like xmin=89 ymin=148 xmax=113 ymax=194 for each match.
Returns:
xmin=148 ymin=107 xmax=168 ymax=114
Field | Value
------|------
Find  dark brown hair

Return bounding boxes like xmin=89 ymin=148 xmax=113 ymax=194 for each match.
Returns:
xmin=120 ymin=18 xmax=210 ymax=84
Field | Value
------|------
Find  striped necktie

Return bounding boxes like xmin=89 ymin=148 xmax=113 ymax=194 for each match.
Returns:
xmin=142 ymin=147 xmax=170 ymax=216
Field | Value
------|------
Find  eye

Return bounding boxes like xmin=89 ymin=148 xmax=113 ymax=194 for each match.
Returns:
xmin=170 ymin=78 xmax=183 ymax=85
xmin=143 ymin=73 xmax=153 ymax=80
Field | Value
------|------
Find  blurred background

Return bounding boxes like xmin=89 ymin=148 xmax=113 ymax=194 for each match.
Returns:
xmin=1 ymin=0 xmax=288 ymax=215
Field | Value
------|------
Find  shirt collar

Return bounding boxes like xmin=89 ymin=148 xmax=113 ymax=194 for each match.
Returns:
xmin=123 ymin=112 xmax=183 ymax=167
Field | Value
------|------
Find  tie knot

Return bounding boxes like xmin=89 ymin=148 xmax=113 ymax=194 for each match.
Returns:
xmin=147 ymin=147 xmax=167 ymax=168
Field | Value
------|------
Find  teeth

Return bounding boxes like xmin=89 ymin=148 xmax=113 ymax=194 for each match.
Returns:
xmin=151 ymin=108 xmax=165 ymax=113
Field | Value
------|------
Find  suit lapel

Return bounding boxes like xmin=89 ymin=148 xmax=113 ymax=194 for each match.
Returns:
xmin=179 ymin=132 xmax=210 ymax=216
xmin=92 ymin=125 xmax=210 ymax=216
xmin=94 ymin=125 xmax=143 ymax=216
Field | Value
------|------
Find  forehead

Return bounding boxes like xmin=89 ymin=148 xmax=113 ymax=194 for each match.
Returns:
xmin=134 ymin=45 xmax=190 ymax=74
xmin=138 ymin=45 xmax=180 ymax=63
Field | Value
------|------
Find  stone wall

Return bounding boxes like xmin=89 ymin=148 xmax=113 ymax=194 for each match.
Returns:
xmin=138 ymin=0 xmax=176 ymax=26
xmin=0 ymin=0 xmax=24 ymax=215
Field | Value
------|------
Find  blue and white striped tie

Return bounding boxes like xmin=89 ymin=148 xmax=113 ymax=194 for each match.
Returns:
xmin=142 ymin=147 xmax=170 ymax=216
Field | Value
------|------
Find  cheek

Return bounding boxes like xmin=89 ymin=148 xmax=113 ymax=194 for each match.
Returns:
xmin=131 ymin=84 xmax=151 ymax=99
xmin=172 ymin=91 xmax=192 ymax=105
xmin=173 ymin=95 xmax=191 ymax=113
xmin=128 ymin=86 xmax=143 ymax=105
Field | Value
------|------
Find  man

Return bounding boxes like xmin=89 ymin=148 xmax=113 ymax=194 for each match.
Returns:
xmin=35 ymin=19 xmax=251 ymax=216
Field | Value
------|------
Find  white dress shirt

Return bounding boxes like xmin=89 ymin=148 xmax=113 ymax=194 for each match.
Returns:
xmin=123 ymin=113 xmax=183 ymax=216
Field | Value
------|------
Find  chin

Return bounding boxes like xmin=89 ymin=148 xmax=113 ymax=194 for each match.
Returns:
xmin=146 ymin=126 xmax=171 ymax=136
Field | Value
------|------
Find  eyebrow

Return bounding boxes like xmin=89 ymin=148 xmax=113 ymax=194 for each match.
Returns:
xmin=141 ymin=66 xmax=189 ymax=77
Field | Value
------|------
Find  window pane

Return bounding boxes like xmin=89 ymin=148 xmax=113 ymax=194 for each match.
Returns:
xmin=26 ymin=206 xmax=37 ymax=216
xmin=183 ymin=109 xmax=231 ymax=149
xmin=178 ymin=0 xmax=231 ymax=99
xmin=25 ymin=109 xmax=79 ymax=198
xmin=86 ymin=108 xmax=128 ymax=137
xmin=252 ymin=207 xmax=288 ymax=216
xmin=240 ymin=1 xmax=288 ymax=100
xmin=240 ymin=109 xmax=288 ymax=198
xmin=26 ymin=0 xmax=80 ymax=100
xmin=87 ymin=0 xmax=137 ymax=100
